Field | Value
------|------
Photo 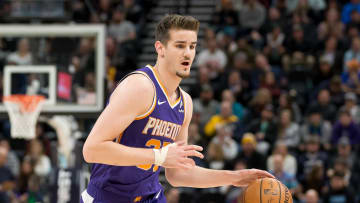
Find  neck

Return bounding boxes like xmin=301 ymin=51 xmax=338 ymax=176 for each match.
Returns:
xmin=154 ymin=60 xmax=182 ymax=98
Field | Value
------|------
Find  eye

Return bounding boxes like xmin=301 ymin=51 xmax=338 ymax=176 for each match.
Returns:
xmin=190 ymin=45 xmax=196 ymax=49
xmin=176 ymin=44 xmax=184 ymax=48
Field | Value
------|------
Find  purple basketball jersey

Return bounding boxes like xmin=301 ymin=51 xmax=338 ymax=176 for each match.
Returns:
xmin=88 ymin=65 xmax=185 ymax=202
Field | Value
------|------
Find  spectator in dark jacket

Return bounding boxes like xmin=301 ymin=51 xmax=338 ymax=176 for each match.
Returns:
xmin=331 ymin=109 xmax=360 ymax=146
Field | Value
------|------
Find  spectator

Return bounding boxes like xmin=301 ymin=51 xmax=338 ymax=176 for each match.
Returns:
xmin=341 ymin=59 xmax=360 ymax=95
xmin=204 ymin=101 xmax=238 ymax=137
xmin=263 ymin=24 xmax=286 ymax=65
xmin=313 ymin=56 xmax=335 ymax=87
xmin=284 ymin=24 xmax=313 ymax=55
xmin=191 ymin=66 xmax=211 ymax=98
xmin=96 ymin=0 xmax=113 ymax=24
xmin=195 ymin=37 xmax=227 ymax=81
xmin=332 ymin=137 xmax=355 ymax=170
xmin=247 ymin=104 xmax=278 ymax=154
xmin=187 ymin=124 xmax=207 ymax=170
xmin=207 ymin=125 xmax=238 ymax=169
xmin=302 ymin=189 xmax=319 ymax=203
xmin=297 ymin=136 xmax=328 ymax=182
xmin=107 ymin=6 xmax=136 ymax=44
xmin=267 ymin=141 xmax=297 ymax=176
xmin=270 ymin=154 xmax=298 ymax=193
xmin=343 ymin=37 xmax=360 ymax=72
xmin=6 ymin=38 xmax=32 ymax=65
xmin=327 ymin=158 xmax=352 ymax=186
xmin=0 ymin=146 xmax=15 ymax=203
xmin=323 ymin=171 xmax=355 ymax=203
xmin=193 ymin=84 xmax=219 ymax=131
xmin=236 ymin=133 xmax=266 ymax=170
xmin=297 ymin=163 xmax=326 ymax=199
xmin=212 ymin=0 xmax=239 ymax=29
xmin=340 ymin=92 xmax=360 ymax=124
xmin=341 ymin=0 xmax=360 ymax=24
xmin=239 ymin=0 xmax=266 ymax=30
xmin=24 ymin=139 xmax=51 ymax=178
xmin=331 ymin=109 xmax=360 ymax=146
xmin=0 ymin=138 xmax=19 ymax=178
xmin=221 ymin=89 xmax=245 ymax=121
xmin=278 ymin=109 xmax=301 ymax=149
xmin=318 ymin=8 xmax=345 ymax=40
xmin=260 ymin=71 xmax=281 ymax=98
xmin=261 ymin=7 xmax=285 ymax=34
xmin=123 ymin=0 xmax=143 ymax=25
xmin=328 ymin=76 xmax=345 ymax=108
xmin=16 ymin=158 xmax=33 ymax=199
xmin=277 ymin=92 xmax=302 ymax=123
xmin=246 ymin=88 xmax=272 ymax=122
xmin=307 ymin=89 xmax=337 ymax=122
xmin=300 ymin=107 xmax=332 ymax=150
xmin=318 ymin=36 xmax=343 ymax=75
xmin=221 ymin=70 xmax=245 ymax=103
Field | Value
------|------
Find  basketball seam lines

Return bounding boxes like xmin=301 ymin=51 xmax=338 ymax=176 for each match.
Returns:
xmin=260 ymin=179 xmax=263 ymax=203
xmin=277 ymin=180 xmax=281 ymax=203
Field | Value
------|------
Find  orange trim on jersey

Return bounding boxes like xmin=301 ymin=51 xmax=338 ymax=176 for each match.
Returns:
xmin=147 ymin=65 xmax=182 ymax=108
xmin=134 ymin=196 xmax=142 ymax=202
xmin=181 ymin=89 xmax=186 ymax=112
xmin=135 ymin=89 xmax=157 ymax=120
xmin=134 ymin=70 xmax=157 ymax=120
xmin=180 ymin=88 xmax=186 ymax=124
xmin=117 ymin=132 xmax=124 ymax=143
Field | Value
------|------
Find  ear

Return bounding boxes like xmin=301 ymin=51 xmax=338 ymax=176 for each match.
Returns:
xmin=155 ymin=41 xmax=165 ymax=57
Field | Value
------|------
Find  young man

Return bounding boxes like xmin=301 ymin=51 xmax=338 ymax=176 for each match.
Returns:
xmin=82 ymin=14 xmax=274 ymax=203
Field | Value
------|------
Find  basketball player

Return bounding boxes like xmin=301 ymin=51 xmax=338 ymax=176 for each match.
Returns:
xmin=82 ymin=14 xmax=274 ymax=203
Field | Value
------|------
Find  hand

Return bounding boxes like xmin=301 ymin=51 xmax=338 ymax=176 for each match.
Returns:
xmin=162 ymin=141 xmax=204 ymax=170
xmin=232 ymin=169 xmax=275 ymax=187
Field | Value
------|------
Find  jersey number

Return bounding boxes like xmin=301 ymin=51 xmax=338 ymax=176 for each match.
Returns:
xmin=137 ymin=139 xmax=171 ymax=172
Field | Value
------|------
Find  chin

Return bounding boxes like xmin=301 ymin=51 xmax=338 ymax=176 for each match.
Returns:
xmin=176 ymin=71 xmax=190 ymax=79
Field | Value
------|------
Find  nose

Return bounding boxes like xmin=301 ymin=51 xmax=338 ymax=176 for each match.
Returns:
xmin=183 ymin=46 xmax=191 ymax=58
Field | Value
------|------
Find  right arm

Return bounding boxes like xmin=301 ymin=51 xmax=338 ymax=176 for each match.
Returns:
xmin=83 ymin=74 xmax=156 ymax=166
xmin=82 ymin=74 xmax=202 ymax=168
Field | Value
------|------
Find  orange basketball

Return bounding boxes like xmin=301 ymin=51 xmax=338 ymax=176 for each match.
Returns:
xmin=239 ymin=178 xmax=293 ymax=203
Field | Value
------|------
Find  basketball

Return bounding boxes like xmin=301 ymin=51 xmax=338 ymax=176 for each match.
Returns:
xmin=240 ymin=178 xmax=293 ymax=203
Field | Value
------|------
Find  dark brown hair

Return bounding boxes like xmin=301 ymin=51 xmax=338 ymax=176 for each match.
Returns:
xmin=155 ymin=14 xmax=200 ymax=44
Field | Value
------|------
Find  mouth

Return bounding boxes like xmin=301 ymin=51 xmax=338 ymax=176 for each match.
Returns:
xmin=181 ymin=61 xmax=190 ymax=66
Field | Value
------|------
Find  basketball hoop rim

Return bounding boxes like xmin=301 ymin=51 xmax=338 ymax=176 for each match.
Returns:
xmin=3 ymin=94 xmax=46 ymax=113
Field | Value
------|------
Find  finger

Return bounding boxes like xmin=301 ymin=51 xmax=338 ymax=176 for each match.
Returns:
xmin=182 ymin=145 xmax=203 ymax=152
xmin=252 ymin=169 xmax=275 ymax=179
xmin=183 ymin=150 xmax=204 ymax=159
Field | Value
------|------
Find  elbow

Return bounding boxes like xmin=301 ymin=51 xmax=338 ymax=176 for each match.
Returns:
xmin=83 ymin=142 xmax=96 ymax=163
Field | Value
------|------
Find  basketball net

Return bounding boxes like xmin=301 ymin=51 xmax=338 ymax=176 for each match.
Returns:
xmin=3 ymin=95 xmax=45 ymax=139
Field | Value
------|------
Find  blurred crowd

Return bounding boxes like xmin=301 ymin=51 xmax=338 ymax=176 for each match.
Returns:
xmin=167 ymin=0 xmax=360 ymax=202
xmin=0 ymin=0 xmax=152 ymax=202
xmin=1 ymin=0 xmax=360 ymax=203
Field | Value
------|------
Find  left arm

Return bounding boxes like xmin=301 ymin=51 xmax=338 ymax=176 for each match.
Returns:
xmin=165 ymin=91 xmax=274 ymax=188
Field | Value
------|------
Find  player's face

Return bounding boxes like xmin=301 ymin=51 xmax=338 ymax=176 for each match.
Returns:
xmin=164 ymin=29 xmax=197 ymax=78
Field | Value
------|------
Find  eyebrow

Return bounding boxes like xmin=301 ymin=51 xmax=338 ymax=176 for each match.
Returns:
xmin=174 ymin=41 xmax=197 ymax=44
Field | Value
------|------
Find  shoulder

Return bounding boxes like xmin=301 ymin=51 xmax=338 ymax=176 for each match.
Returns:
xmin=115 ymin=73 xmax=153 ymax=93
xmin=110 ymin=73 xmax=154 ymax=105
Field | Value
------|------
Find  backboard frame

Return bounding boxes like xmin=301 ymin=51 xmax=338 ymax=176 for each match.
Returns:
xmin=4 ymin=65 xmax=56 ymax=107
xmin=0 ymin=25 xmax=105 ymax=113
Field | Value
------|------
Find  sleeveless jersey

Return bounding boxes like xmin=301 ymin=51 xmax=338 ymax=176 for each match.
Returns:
xmin=88 ymin=65 xmax=186 ymax=202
